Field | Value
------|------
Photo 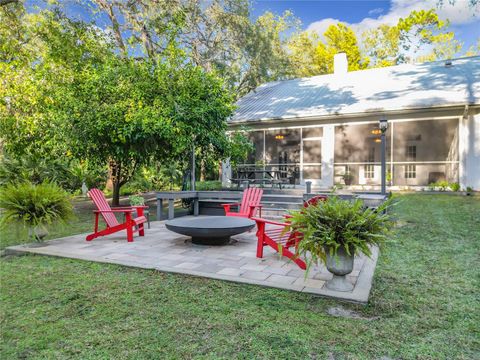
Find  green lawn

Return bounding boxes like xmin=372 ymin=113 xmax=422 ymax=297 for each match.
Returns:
xmin=1 ymin=194 xmax=479 ymax=359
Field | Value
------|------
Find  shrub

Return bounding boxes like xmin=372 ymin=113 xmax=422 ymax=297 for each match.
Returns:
xmin=129 ymin=195 xmax=145 ymax=206
xmin=0 ymin=182 xmax=74 ymax=241
xmin=287 ymin=197 xmax=393 ymax=269
xmin=449 ymin=182 xmax=460 ymax=192
xmin=0 ymin=155 xmax=107 ymax=193
xmin=195 ymin=181 xmax=223 ymax=191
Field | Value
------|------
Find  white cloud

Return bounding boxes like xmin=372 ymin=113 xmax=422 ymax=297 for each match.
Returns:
xmin=368 ymin=8 xmax=384 ymax=16
xmin=307 ymin=0 xmax=480 ymax=38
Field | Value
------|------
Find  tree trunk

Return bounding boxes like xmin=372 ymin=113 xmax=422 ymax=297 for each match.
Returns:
xmin=112 ymin=179 xmax=121 ymax=206
xmin=109 ymin=160 xmax=122 ymax=206
xmin=200 ymin=157 xmax=206 ymax=181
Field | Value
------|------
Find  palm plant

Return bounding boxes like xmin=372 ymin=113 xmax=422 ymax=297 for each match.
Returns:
xmin=0 ymin=182 xmax=74 ymax=242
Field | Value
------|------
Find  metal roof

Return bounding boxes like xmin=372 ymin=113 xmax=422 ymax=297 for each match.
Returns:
xmin=230 ymin=56 xmax=480 ymax=123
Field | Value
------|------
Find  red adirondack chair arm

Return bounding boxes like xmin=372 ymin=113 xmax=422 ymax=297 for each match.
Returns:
xmin=251 ymin=217 xmax=287 ymax=227
xmin=221 ymin=202 xmax=241 ymax=213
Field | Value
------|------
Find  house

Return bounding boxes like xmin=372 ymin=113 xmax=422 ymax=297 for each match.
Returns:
xmin=226 ymin=54 xmax=480 ymax=190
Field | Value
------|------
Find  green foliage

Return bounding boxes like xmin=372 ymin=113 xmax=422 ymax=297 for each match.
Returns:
xmin=363 ymin=9 xmax=462 ymax=66
xmin=449 ymin=182 xmax=460 ymax=192
xmin=466 ymin=186 xmax=474 ymax=193
xmin=128 ymin=195 xmax=145 ymax=206
xmin=0 ymin=155 xmax=107 ymax=192
xmin=0 ymin=6 xmax=112 ymax=158
xmin=179 ymin=1 xmax=298 ymax=96
xmin=428 ymin=180 xmax=450 ymax=191
xmin=288 ymin=23 xmax=368 ymax=77
xmin=55 ymin=54 xmax=234 ymax=204
xmin=226 ymin=129 xmax=254 ymax=166
xmin=287 ymin=197 xmax=393 ymax=269
xmin=195 ymin=181 xmax=223 ymax=191
xmin=0 ymin=182 xmax=74 ymax=241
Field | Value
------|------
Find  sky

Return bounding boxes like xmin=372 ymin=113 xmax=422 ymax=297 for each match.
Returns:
xmin=27 ymin=0 xmax=480 ymax=52
xmin=252 ymin=0 xmax=480 ymax=50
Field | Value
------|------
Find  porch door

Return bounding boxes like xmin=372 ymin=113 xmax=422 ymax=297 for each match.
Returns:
xmin=301 ymin=137 xmax=322 ymax=185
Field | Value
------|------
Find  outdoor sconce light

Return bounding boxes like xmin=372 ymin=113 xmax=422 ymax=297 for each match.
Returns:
xmin=371 ymin=129 xmax=382 ymax=135
xmin=379 ymin=117 xmax=388 ymax=133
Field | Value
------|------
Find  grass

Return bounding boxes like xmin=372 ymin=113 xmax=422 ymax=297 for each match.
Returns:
xmin=1 ymin=194 xmax=479 ymax=359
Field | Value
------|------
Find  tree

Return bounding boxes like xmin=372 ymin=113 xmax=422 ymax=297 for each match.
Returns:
xmin=56 ymin=56 xmax=234 ymax=205
xmin=288 ymin=23 xmax=368 ymax=77
xmin=179 ymin=1 xmax=298 ymax=96
xmin=363 ymin=9 xmax=460 ymax=66
xmin=465 ymin=38 xmax=480 ymax=56
xmin=0 ymin=5 xmax=110 ymax=159
xmin=287 ymin=31 xmax=323 ymax=77
xmin=85 ymin=0 xmax=298 ymax=97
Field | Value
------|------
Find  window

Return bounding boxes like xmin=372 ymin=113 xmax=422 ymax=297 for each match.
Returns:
xmin=364 ymin=147 xmax=375 ymax=179
xmin=406 ymin=145 xmax=416 ymax=160
xmin=405 ymin=145 xmax=416 ymax=178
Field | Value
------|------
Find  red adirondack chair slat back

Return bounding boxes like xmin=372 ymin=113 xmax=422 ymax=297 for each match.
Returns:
xmin=239 ymin=188 xmax=263 ymax=215
xmin=88 ymin=189 xmax=120 ymax=227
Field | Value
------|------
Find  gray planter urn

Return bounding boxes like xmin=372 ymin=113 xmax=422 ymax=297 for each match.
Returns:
xmin=325 ymin=246 xmax=354 ymax=292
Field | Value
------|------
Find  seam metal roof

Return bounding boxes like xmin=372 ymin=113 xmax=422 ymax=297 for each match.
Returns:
xmin=230 ymin=56 xmax=480 ymax=123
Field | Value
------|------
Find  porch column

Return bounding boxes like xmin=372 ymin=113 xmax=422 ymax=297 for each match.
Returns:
xmin=221 ymin=158 xmax=232 ymax=187
xmin=321 ymin=125 xmax=335 ymax=188
xmin=460 ymin=112 xmax=480 ymax=190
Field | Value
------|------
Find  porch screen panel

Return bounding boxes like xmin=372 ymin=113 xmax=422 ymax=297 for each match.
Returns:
xmin=265 ymin=129 xmax=300 ymax=165
xmin=392 ymin=119 xmax=459 ymax=186
xmin=334 ymin=124 xmax=391 ymax=185
xmin=302 ymin=139 xmax=322 ymax=179
xmin=245 ymin=131 xmax=264 ymax=165
xmin=265 ymin=129 xmax=300 ymax=184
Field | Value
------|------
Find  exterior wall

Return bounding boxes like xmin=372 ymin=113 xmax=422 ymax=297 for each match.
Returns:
xmin=460 ymin=112 xmax=480 ymax=190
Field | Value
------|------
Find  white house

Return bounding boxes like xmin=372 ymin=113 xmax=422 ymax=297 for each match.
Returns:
xmin=227 ymin=54 xmax=480 ymax=190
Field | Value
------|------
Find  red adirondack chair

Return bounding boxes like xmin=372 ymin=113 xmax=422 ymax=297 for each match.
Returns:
xmin=222 ymin=188 xmax=263 ymax=218
xmin=304 ymin=195 xmax=328 ymax=207
xmin=86 ymin=189 xmax=147 ymax=242
xmin=254 ymin=195 xmax=328 ymax=269
xmin=253 ymin=218 xmax=306 ymax=270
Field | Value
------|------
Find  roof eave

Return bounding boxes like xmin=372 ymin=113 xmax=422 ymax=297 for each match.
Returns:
xmin=228 ymin=103 xmax=480 ymax=126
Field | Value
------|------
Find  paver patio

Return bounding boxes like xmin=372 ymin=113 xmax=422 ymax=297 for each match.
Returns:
xmin=5 ymin=216 xmax=379 ymax=303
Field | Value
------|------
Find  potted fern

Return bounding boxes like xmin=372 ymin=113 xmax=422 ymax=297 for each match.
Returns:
xmin=342 ymin=173 xmax=354 ymax=186
xmin=288 ymin=196 xmax=392 ymax=291
xmin=0 ymin=182 xmax=74 ymax=245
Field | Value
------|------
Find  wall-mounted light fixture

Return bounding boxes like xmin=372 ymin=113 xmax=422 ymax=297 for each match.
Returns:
xmin=379 ymin=117 xmax=388 ymax=133
xmin=371 ymin=129 xmax=382 ymax=135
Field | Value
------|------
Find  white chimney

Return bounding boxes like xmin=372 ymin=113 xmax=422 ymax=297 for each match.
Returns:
xmin=334 ymin=52 xmax=348 ymax=75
